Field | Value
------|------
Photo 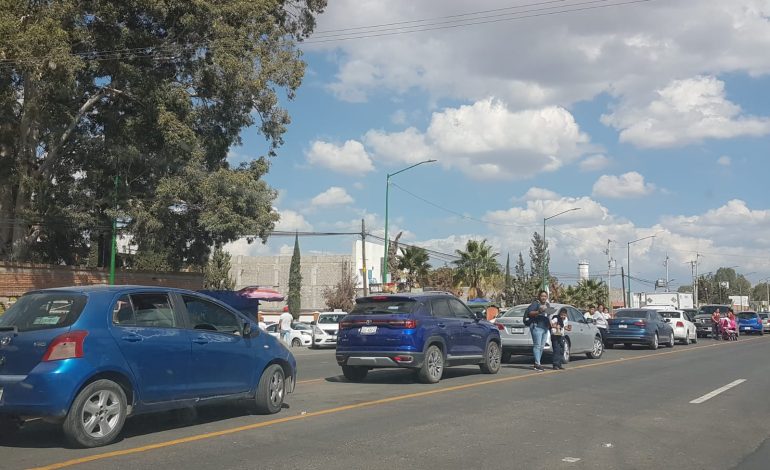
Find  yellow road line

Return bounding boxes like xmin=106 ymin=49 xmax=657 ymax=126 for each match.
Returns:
xmin=296 ymin=378 xmax=324 ymax=385
xmin=31 ymin=337 xmax=763 ymax=470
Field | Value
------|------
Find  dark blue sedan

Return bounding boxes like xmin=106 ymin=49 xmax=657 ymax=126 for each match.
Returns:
xmin=605 ymin=308 xmax=676 ymax=350
xmin=0 ymin=286 xmax=296 ymax=447
xmin=738 ymin=311 xmax=764 ymax=335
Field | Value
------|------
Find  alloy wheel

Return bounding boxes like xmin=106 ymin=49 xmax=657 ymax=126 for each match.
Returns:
xmin=81 ymin=390 xmax=122 ymax=439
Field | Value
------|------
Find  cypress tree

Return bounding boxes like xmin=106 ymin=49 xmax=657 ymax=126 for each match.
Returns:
xmin=288 ymin=233 xmax=302 ymax=319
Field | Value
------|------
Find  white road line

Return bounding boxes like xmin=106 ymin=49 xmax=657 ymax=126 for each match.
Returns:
xmin=690 ymin=379 xmax=746 ymax=404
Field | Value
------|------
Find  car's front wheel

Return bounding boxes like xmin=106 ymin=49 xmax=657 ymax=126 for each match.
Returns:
xmin=417 ymin=345 xmax=444 ymax=384
xmin=586 ymin=335 xmax=604 ymax=359
xmin=255 ymin=364 xmax=285 ymax=414
xmin=341 ymin=365 xmax=368 ymax=382
xmin=0 ymin=415 xmax=21 ymax=439
xmin=291 ymin=338 xmax=302 ymax=348
xmin=479 ymin=341 xmax=501 ymax=374
xmin=63 ymin=379 xmax=127 ymax=448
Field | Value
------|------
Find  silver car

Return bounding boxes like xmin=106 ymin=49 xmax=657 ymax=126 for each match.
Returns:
xmin=494 ymin=303 xmax=604 ymax=363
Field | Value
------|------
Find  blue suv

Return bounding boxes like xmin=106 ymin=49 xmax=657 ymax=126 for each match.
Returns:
xmin=0 ymin=286 xmax=296 ymax=447
xmin=335 ymin=293 xmax=501 ymax=384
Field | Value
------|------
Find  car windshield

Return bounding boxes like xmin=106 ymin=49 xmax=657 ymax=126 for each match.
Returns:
xmin=738 ymin=313 xmax=756 ymax=320
xmin=351 ymin=298 xmax=418 ymax=315
xmin=318 ymin=314 xmax=346 ymax=323
xmin=659 ymin=311 xmax=681 ymax=319
xmin=699 ymin=305 xmax=729 ymax=316
xmin=500 ymin=305 xmax=527 ymax=318
xmin=760 ymin=314 xmax=768 ymax=319
xmin=614 ymin=310 xmax=648 ymax=319
xmin=0 ymin=292 xmax=87 ymax=332
xmin=292 ymin=323 xmax=311 ymax=330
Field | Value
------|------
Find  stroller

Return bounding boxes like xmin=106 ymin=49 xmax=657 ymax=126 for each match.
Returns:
xmin=721 ymin=318 xmax=738 ymax=341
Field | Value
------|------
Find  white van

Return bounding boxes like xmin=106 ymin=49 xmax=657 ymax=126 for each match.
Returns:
xmin=310 ymin=311 xmax=348 ymax=349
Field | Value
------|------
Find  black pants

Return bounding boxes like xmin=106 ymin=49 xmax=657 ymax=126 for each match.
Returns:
xmin=552 ymin=335 xmax=565 ymax=367
xmin=598 ymin=327 xmax=608 ymax=343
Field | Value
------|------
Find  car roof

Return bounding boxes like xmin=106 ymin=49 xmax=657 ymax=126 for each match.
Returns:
xmin=357 ymin=292 xmax=455 ymax=301
xmin=29 ymin=285 xmax=204 ymax=298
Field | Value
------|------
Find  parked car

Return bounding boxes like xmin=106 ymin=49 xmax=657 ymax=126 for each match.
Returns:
xmin=694 ymin=304 xmax=731 ymax=338
xmin=0 ymin=286 xmax=296 ymax=447
xmin=737 ymin=311 xmax=764 ymax=335
xmin=493 ymin=303 xmax=604 ymax=364
xmin=659 ymin=309 xmax=698 ymax=344
xmin=759 ymin=313 xmax=770 ymax=333
xmin=605 ymin=308 xmax=676 ymax=349
xmin=335 ymin=292 xmax=501 ymax=384
xmin=265 ymin=322 xmax=312 ymax=347
xmin=310 ymin=312 xmax=347 ymax=348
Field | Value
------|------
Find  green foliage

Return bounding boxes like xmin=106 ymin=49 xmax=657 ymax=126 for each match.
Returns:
xmin=560 ymin=279 xmax=609 ymax=310
xmin=288 ymin=233 xmax=301 ymax=318
xmin=0 ymin=0 xmax=326 ymax=266
xmin=397 ymin=245 xmax=431 ymax=290
xmin=204 ymin=247 xmax=235 ymax=290
xmin=501 ymin=253 xmax=515 ymax=307
xmin=452 ymin=239 xmax=500 ymax=300
xmin=529 ymin=231 xmax=549 ymax=289
xmin=426 ymin=266 xmax=455 ymax=293
xmin=697 ymin=268 xmax=752 ymax=304
xmin=322 ymin=269 xmax=356 ymax=312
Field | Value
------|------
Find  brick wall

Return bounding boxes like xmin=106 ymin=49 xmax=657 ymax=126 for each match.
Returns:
xmin=0 ymin=262 xmax=204 ymax=297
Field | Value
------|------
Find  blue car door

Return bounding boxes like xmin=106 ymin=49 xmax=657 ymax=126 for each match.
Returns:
xmin=448 ymin=298 xmax=487 ymax=357
xmin=180 ymin=294 xmax=259 ymax=397
xmin=429 ymin=298 xmax=461 ymax=357
xmin=109 ymin=292 xmax=191 ymax=403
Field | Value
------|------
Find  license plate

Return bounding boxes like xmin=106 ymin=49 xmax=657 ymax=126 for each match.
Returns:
xmin=619 ymin=324 xmax=628 ymax=329
xmin=743 ymin=327 xmax=751 ymax=330
xmin=360 ymin=326 xmax=377 ymax=335
xmin=509 ymin=327 xmax=524 ymax=334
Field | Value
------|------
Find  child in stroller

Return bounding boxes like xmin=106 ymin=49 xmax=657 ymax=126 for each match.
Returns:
xmin=721 ymin=317 xmax=738 ymax=341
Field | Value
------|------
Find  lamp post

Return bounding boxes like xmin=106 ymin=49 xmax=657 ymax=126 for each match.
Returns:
xmin=626 ymin=235 xmax=656 ymax=307
xmin=383 ymin=159 xmax=437 ymax=284
xmin=542 ymin=208 xmax=581 ymax=291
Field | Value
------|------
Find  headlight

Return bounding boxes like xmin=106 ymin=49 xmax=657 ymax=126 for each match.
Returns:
xmin=299 ymin=330 xmax=311 ymax=336
xmin=313 ymin=325 xmax=323 ymax=335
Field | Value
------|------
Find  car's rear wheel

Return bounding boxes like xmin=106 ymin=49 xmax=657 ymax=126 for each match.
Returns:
xmin=692 ymin=331 xmax=698 ymax=343
xmin=255 ymin=364 xmax=285 ymax=414
xmin=63 ymin=379 xmax=127 ymax=448
xmin=480 ymin=341 xmax=501 ymax=374
xmin=501 ymin=350 xmax=512 ymax=364
xmin=649 ymin=333 xmax=659 ymax=350
xmin=341 ymin=365 xmax=368 ymax=382
xmin=667 ymin=332 xmax=675 ymax=348
xmin=624 ymin=343 xmax=632 ymax=349
xmin=586 ymin=335 xmax=604 ymax=359
xmin=417 ymin=345 xmax=444 ymax=384
xmin=291 ymin=338 xmax=302 ymax=348
xmin=0 ymin=415 xmax=21 ymax=439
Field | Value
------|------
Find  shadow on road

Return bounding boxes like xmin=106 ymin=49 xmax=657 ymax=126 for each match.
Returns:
xmin=324 ymin=366 xmax=500 ymax=385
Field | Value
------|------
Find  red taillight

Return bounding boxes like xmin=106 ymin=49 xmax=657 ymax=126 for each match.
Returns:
xmin=496 ymin=323 xmax=506 ymax=331
xmin=370 ymin=296 xmax=389 ymax=300
xmin=633 ymin=321 xmax=646 ymax=327
xmin=339 ymin=321 xmax=353 ymax=329
xmin=393 ymin=355 xmax=414 ymax=363
xmin=386 ymin=319 xmax=418 ymax=329
xmin=42 ymin=331 xmax=88 ymax=361
xmin=676 ymin=321 xmax=684 ymax=328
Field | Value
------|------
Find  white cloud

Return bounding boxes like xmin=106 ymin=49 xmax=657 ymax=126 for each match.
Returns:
xmin=592 ymin=172 xmax=656 ymax=199
xmin=602 ymin=76 xmax=770 ymax=148
xmin=311 ymin=186 xmax=354 ymax=207
xmin=275 ymin=210 xmax=313 ymax=231
xmin=717 ymin=155 xmax=732 ymax=166
xmin=522 ymin=187 xmax=561 ymax=201
xmin=579 ymin=154 xmax=611 ymax=172
xmin=365 ymin=98 xmax=592 ymax=179
xmin=306 ymin=140 xmax=375 ymax=174
xmin=391 ymin=109 xmax=407 ymax=125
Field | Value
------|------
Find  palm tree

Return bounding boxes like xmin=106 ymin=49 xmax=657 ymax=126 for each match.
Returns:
xmin=560 ymin=279 xmax=608 ymax=309
xmin=397 ymin=246 xmax=431 ymax=290
xmin=452 ymin=239 xmax=500 ymax=299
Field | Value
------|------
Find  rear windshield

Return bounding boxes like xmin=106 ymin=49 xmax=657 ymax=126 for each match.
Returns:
xmin=500 ymin=305 xmax=527 ymax=318
xmin=659 ymin=311 xmax=681 ymax=319
xmin=615 ymin=310 xmax=648 ymax=319
xmin=698 ymin=305 xmax=730 ymax=316
xmin=0 ymin=292 xmax=87 ymax=332
xmin=760 ymin=313 xmax=768 ymax=319
xmin=738 ymin=313 xmax=757 ymax=320
xmin=351 ymin=298 xmax=419 ymax=315
xmin=318 ymin=314 xmax=346 ymax=324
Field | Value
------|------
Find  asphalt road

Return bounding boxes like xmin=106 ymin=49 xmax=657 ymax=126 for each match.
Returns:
xmin=3 ymin=336 xmax=770 ymax=470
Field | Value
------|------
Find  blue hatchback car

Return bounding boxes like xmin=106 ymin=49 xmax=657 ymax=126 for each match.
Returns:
xmin=335 ymin=292 xmax=501 ymax=384
xmin=737 ymin=311 xmax=764 ymax=335
xmin=0 ymin=286 xmax=296 ymax=447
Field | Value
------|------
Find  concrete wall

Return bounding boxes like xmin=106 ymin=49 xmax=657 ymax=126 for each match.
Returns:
xmin=231 ymin=254 xmax=354 ymax=311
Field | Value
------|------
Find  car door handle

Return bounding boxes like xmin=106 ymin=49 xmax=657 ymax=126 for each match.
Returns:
xmin=192 ymin=337 xmax=209 ymax=345
xmin=121 ymin=336 xmax=142 ymax=343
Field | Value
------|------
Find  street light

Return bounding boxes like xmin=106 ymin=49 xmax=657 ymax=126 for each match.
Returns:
xmin=542 ymin=207 xmax=581 ymax=290
xmin=626 ymin=235 xmax=656 ymax=307
xmin=383 ymin=159 xmax=437 ymax=284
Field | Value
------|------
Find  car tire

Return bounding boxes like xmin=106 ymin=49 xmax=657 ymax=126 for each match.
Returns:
xmin=254 ymin=364 xmax=285 ymax=414
xmin=649 ymin=333 xmax=659 ymax=350
xmin=291 ymin=338 xmax=302 ymax=348
xmin=760 ymin=329 xmax=765 ymax=336
xmin=501 ymin=350 xmax=512 ymax=364
xmin=479 ymin=341 xmax=501 ymax=374
xmin=605 ymin=342 xmax=614 ymax=349
xmin=587 ymin=335 xmax=604 ymax=359
xmin=624 ymin=343 xmax=632 ymax=349
xmin=667 ymin=332 xmax=675 ymax=348
xmin=63 ymin=379 xmax=128 ymax=448
xmin=0 ymin=415 xmax=21 ymax=438
xmin=692 ymin=333 xmax=698 ymax=344
xmin=341 ymin=365 xmax=368 ymax=382
xmin=417 ymin=345 xmax=444 ymax=384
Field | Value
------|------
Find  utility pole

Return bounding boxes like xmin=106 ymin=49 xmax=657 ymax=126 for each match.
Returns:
xmin=621 ymin=267 xmax=627 ymax=308
xmin=664 ymin=253 xmax=670 ymax=291
xmin=109 ymin=175 xmax=119 ymax=285
xmin=361 ymin=219 xmax=368 ymax=297
xmin=605 ymin=239 xmax=614 ymax=310
xmin=694 ymin=253 xmax=701 ymax=307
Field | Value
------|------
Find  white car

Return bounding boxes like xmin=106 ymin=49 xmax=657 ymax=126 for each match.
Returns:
xmin=265 ymin=322 xmax=312 ymax=347
xmin=310 ymin=312 xmax=347 ymax=348
xmin=659 ymin=309 xmax=697 ymax=344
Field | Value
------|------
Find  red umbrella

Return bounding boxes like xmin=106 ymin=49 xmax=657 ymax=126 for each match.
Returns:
xmin=238 ymin=287 xmax=285 ymax=301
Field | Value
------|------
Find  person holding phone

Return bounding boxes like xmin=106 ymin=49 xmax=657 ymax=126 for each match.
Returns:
xmin=551 ymin=307 xmax=569 ymax=370
xmin=524 ymin=290 xmax=551 ymax=371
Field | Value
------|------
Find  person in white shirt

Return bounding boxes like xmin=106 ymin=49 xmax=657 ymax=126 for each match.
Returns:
xmin=592 ymin=303 xmax=609 ymax=344
xmin=550 ymin=308 xmax=569 ymax=370
xmin=585 ymin=305 xmax=596 ymax=321
xmin=279 ymin=309 xmax=293 ymax=344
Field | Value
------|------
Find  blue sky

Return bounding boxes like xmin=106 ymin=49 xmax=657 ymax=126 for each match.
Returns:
xmin=225 ymin=0 xmax=770 ymax=291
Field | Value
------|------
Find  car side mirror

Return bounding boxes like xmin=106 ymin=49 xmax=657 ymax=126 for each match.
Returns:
xmin=664 ymin=318 xmax=670 ymax=323
xmin=473 ymin=311 xmax=484 ymax=321
xmin=310 ymin=321 xmax=316 ymax=325
xmin=243 ymin=322 xmax=255 ymax=338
